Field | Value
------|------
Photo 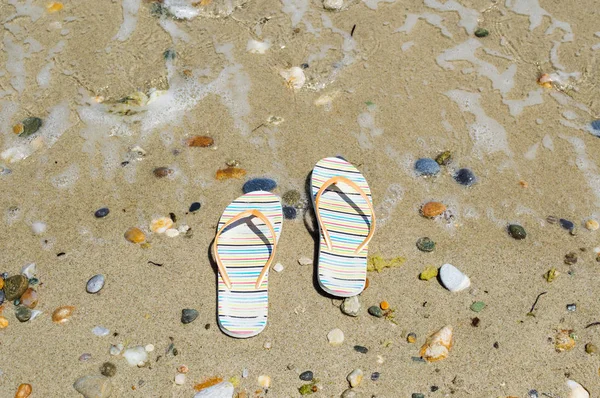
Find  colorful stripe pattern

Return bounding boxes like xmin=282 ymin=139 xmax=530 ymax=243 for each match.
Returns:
xmin=215 ymin=191 xmax=283 ymax=338
xmin=311 ymin=157 xmax=374 ymax=297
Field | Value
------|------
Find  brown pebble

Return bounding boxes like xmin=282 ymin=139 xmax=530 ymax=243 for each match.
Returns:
xmin=471 ymin=317 xmax=480 ymax=327
xmin=4 ymin=275 xmax=29 ymax=301
xmin=15 ymin=383 xmax=32 ymax=398
xmin=52 ymin=305 xmax=75 ymax=324
xmin=186 ymin=136 xmax=214 ymax=147
xmin=585 ymin=343 xmax=597 ymax=354
xmin=125 ymin=227 xmax=146 ymax=244
xmin=216 ymin=167 xmax=246 ymax=180
xmin=153 ymin=167 xmax=173 ymax=178
xmin=20 ymin=288 xmax=38 ymax=309
xmin=421 ymin=202 xmax=447 ymax=218
xmin=564 ymin=252 xmax=578 ymax=265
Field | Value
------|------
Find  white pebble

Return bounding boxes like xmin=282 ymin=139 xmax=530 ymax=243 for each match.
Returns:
xmin=246 ymin=39 xmax=271 ymax=54
xmin=242 ymin=368 xmax=249 ymax=378
xmin=323 ymin=0 xmax=343 ymax=10
xmin=110 ymin=344 xmax=123 ymax=356
xmin=21 ymin=263 xmax=36 ymax=278
xmin=194 ymin=381 xmax=235 ymax=397
xmin=29 ymin=310 xmax=42 ymax=321
xmin=123 ymin=346 xmax=148 ymax=366
xmin=257 ymin=375 xmax=271 ymax=388
xmin=347 ymin=369 xmax=363 ymax=387
xmin=439 ymin=263 xmax=471 ymax=292
xmin=263 ymin=341 xmax=272 ymax=349
xmin=298 ymin=257 xmax=312 ymax=266
xmin=178 ymin=224 xmax=190 ymax=233
xmin=174 ymin=373 xmax=186 ymax=385
xmin=31 ymin=221 xmax=47 ymax=234
xmin=165 ymin=228 xmax=180 ymax=237
xmin=92 ymin=326 xmax=110 ymax=337
xmin=145 ymin=344 xmax=155 ymax=352
xmin=327 ymin=328 xmax=344 ymax=346
xmin=273 ymin=263 xmax=284 ymax=272
xmin=566 ymin=380 xmax=589 ymax=398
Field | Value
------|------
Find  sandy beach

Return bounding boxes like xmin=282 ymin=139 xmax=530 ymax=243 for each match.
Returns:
xmin=1 ymin=0 xmax=600 ymax=396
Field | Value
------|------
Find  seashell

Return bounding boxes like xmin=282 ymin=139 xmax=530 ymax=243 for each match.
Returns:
xmin=566 ymin=380 xmax=589 ymax=398
xmin=20 ymin=263 xmax=36 ymax=279
xmin=15 ymin=383 xmax=32 ymax=398
xmin=193 ymin=381 xmax=234 ymax=397
xmin=19 ymin=288 xmax=38 ymax=309
xmin=420 ymin=325 xmax=453 ymax=362
xmin=150 ymin=217 xmax=173 ymax=234
xmin=92 ymin=326 xmax=110 ymax=337
xmin=280 ymin=67 xmax=306 ymax=90
xmin=186 ymin=136 xmax=214 ymax=147
xmin=555 ymin=329 xmax=576 ymax=352
xmin=123 ymin=346 xmax=148 ymax=366
xmin=86 ymin=274 xmax=105 ymax=293
xmin=421 ymin=202 xmax=447 ymax=218
xmin=124 ymin=227 xmax=146 ymax=243
xmin=165 ymin=228 xmax=180 ymax=237
xmin=257 ymin=375 xmax=271 ymax=389
xmin=346 ymin=369 xmax=363 ymax=388
xmin=585 ymin=219 xmax=599 ymax=231
xmin=29 ymin=310 xmax=42 ymax=321
xmin=177 ymin=365 xmax=189 ymax=374
xmin=439 ymin=263 xmax=470 ymax=292
xmin=216 ymin=167 xmax=246 ymax=180
xmin=175 ymin=373 xmax=186 ymax=385
xmin=52 ymin=305 xmax=75 ymax=323
xmin=537 ymin=73 xmax=553 ymax=88
xmin=0 ymin=316 xmax=8 ymax=328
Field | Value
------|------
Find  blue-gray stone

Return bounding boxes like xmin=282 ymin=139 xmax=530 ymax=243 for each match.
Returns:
xmin=591 ymin=119 xmax=600 ymax=132
xmin=94 ymin=208 xmax=110 ymax=218
xmin=189 ymin=202 xmax=201 ymax=212
xmin=299 ymin=371 xmax=313 ymax=381
xmin=283 ymin=206 xmax=297 ymax=220
xmin=414 ymin=158 xmax=440 ymax=176
xmin=242 ymin=178 xmax=277 ymax=193
xmin=559 ymin=218 xmax=574 ymax=231
xmin=86 ymin=274 xmax=106 ymax=294
xmin=454 ymin=168 xmax=477 ymax=186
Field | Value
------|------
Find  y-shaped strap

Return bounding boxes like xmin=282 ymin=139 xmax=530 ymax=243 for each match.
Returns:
xmin=315 ymin=175 xmax=376 ymax=254
xmin=212 ymin=209 xmax=278 ymax=290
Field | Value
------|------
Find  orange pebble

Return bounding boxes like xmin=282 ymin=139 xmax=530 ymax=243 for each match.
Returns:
xmin=125 ymin=227 xmax=146 ymax=243
xmin=186 ymin=136 xmax=214 ymax=147
xmin=15 ymin=384 xmax=32 ymax=398
xmin=12 ymin=124 xmax=24 ymax=135
xmin=0 ymin=316 xmax=8 ymax=329
xmin=194 ymin=377 xmax=223 ymax=391
xmin=380 ymin=301 xmax=389 ymax=310
xmin=216 ymin=167 xmax=246 ymax=180
xmin=52 ymin=306 xmax=75 ymax=324
xmin=519 ymin=180 xmax=528 ymax=188
xmin=364 ymin=278 xmax=370 ymax=290
xmin=0 ymin=277 xmax=4 ymax=290
xmin=46 ymin=2 xmax=63 ymax=12
xmin=421 ymin=201 xmax=447 ymax=218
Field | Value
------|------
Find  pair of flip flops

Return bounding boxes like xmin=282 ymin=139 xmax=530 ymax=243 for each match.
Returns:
xmin=212 ymin=157 xmax=376 ymax=338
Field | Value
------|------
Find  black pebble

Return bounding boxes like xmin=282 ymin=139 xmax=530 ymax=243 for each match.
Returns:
xmin=430 ymin=386 xmax=439 ymax=392
xmin=299 ymin=370 xmax=313 ymax=381
xmin=493 ymin=342 xmax=499 ymax=349
xmin=370 ymin=372 xmax=380 ymax=381
xmin=559 ymin=218 xmax=574 ymax=231
xmin=189 ymin=202 xmax=201 ymax=212
xmin=353 ymin=345 xmax=369 ymax=354
xmin=181 ymin=308 xmax=199 ymax=324
xmin=471 ymin=317 xmax=480 ymax=327
xmin=94 ymin=207 xmax=110 ymax=218
xmin=283 ymin=206 xmax=297 ymax=220
xmin=300 ymin=63 xmax=309 ymax=69
xmin=454 ymin=168 xmax=477 ymax=186
xmin=0 ymin=290 xmax=4 ymax=305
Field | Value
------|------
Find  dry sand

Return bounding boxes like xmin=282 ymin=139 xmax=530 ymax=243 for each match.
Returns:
xmin=1 ymin=0 xmax=600 ymax=396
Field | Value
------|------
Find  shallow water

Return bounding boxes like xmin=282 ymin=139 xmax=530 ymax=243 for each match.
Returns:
xmin=1 ymin=0 xmax=600 ymax=396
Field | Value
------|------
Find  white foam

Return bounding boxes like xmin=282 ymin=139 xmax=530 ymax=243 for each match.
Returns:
xmin=562 ymin=110 xmax=577 ymax=120
xmin=445 ymin=90 xmax=512 ymax=156
xmin=374 ymin=182 xmax=404 ymax=226
xmin=424 ymin=0 xmax=479 ymax=35
xmin=505 ymin=0 xmax=572 ymax=42
xmin=0 ymin=100 xmax=19 ymax=136
xmin=502 ymin=89 xmax=543 ymax=117
xmin=158 ymin=18 xmax=190 ymax=43
xmin=352 ymin=111 xmax=383 ymax=149
xmin=51 ymin=164 xmax=79 ymax=189
xmin=47 ymin=40 xmax=66 ymax=60
xmin=3 ymin=36 xmax=27 ymax=93
xmin=561 ymin=135 xmax=600 ymax=207
xmin=362 ymin=0 xmax=395 ymax=11
xmin=437 ymin=39 xmax=517 ymax=96
xmin=542 ymin=134 xmax=554 ymax=151
xmin=401 ymin=41 xmax=414 ymax=52
xmin=395 ymin=13 xmax=452 ymax=38
xmin=24 ymin=37 xmax=44 ymax=53
xmin=593 ymin=32 xmax=600 ymax=50
xmin=163 ymin=0 xmax=199 ymax=20
xmin=31 ymin=221 xmax=47 ymax=234
xmin=247 ymin=39 xmax=271 ymax=54
xmin=280 ymin=0 xmax=309 ymax=27
xmin=36 ymin=62 xmax=54 ymax=88
xmin=4 ymin=0 xmax=44 ymax=23
xmin=524 ymin=143 xmax=538 ymax=160
xmin=113 ymin=0 xmax=141 ymax=42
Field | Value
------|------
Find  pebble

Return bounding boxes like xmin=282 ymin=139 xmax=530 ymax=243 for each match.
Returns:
xmin=92 ymin=326 xmax=110 ymax=337
xmin=346 ymin=369 xmax=363 ymax=388
xmin=474 ymin=28 xmax=489 ymax=37
xmin=189 ymin=202 xmax=201 ymax=212
xmin=263 ymin=341 xmax=272 ymax=349
xmin=123 ymin=346 xmax=148 ymax=366
xmin=21 ymin=263 xmax=36 ymax=279
xmin=193 ymin=381 xmax=234 ymax=397
xmin=283 ymin=206 xmax=297 ymax=220
xmin=508 ymin=224 xmax=526 ymax=240
xmin=439 ymin=263 xmax=470 ymax=292
xmin=585 ymin=219 xmax=599 ymax=231
xmin=0 ymin=316 xmax=7 ymax=329
xmin=109 ymin=344 xmax=123 ymax=356
xmin=52 ymin=305 xmax=75 ymax=323
xmin=421 ymin=202 xmax=446 ymax=218
xmin=216 ymin=167 xmax=247 ymax=180
xmin=566 ymin=380 xmax=590 ymax=398
xmin=298 ymin=257 xmax=312 ymax=266
xmin=242 ymin=368 xmax=249 ymax=378
xmin=20 ymin=288 xmax=38 ymax=309
xmin=528 ymin=389 xmax=539 ymax=398
xmin=73 ymin=375 xmax=113 ymax=398
xmin=282 ymin=190 xmax=301 ymax=206
xmin=323 ymin=0 xmax=343 ymax=10
xmin=29 ymin=310 xmax=42 ymax=321
xmin=470 ymin=301 xmax=485 ymax=312
xmin=560 ymin=218 xmax=575 ymax=231
xmin=257 ymin=375 xmax=271 ymax=388
xmin=242 ymin=178 xmax=277 ymax=193
xmin=153 ymin=167 xmax=174 ymax=178
xmin=546 ymin=215 xmax=558 ymax=224
xmin=31 ymin=221 xmax=46 ymax=234
xmin=174 ymin=373 xmax=186 ymax=385
xmin=591 ymin=119 xmax=600 ymax=132
xmin=273 ymin=263 xmax=284 ymax=272
xmin=407 ymin=333 xmax=417 ymax=343
xmin=354 ymin=345 xmax=368 ymax=354
xmin=341 ymin=389 xmax=358 ymax=398
xmin=145 ymin=344 xmax=155 ymax=352
xmin=585 ymin=343 xmax=597 ymax=354
xmin=94 ymin=208 xmax=110 ymax=218
xmin=566 ymin=303 xmax=577 ymax=312
xmin=370 ymin=372 xmax=380 ymax=381
xmin=327 ymin=328 xmax=345 ymax=346
xmin=368 ymin=305 xmax=384 ymax=318
xmin=181 ymin=308 xmax=199 ymax=324
xmin=416 ymin=237 xmax=435 ymax=252
xmin=165 ymin=228 xmax=180 ymax=238
xmin=15 ymin=117 xmax=42 ymax=137
xmin=100 ymin=362 xmax=117 ymax=377
xmin=150 ymin=217 xmax=174 ymax=234
xmin=15 ymin=306 xmax=32 ymax=322
xmin=0 ymin=290 xmax=4 ymax=305
xmin=124 ymin=227 xmax=146 ymax=244
xmin=299 ymin=371 xmax=313 ymax=381
xmin=435 ymin=150 xmax=452 ymax=165
xmin=412 ymin=394 xmax=425 ymax=398
xmin=86 ymin=274 xmax=105 ymax=294
xmin=186 ymin=136 xmax=214 ymax=147
xmin=15 ymin=384 xmax=32 ymax=398
xmin=4 ymin=274 xmax=29 ymax=301
xmin=414 ymin=158 xmax=440 ymax=176
xmin=564 ymin=252 xmax=578 ymax=265
xmin=79 ymin=353 xmax=92 ymax=362
xmin=454 ymin=168 xmax=477 ymax=186
xmin=341 ymin=295 xmax=361 ymax=317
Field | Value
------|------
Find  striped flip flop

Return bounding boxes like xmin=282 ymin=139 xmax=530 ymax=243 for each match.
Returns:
xmin=212 ymin=191 xmax=283 ymax=338
xmin=311 ymin=157 xmax=376 ymax=297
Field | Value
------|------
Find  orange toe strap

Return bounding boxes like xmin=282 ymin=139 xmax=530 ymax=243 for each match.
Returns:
xmin=314 ymin=175 xmax=376 ymax=254
xmin=212 ymin=209 xmax=278 ymax=290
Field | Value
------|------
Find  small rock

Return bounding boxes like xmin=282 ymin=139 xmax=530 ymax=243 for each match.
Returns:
xmin=421 ymin=202 xmax=446 ymax=218
xmin=585 ymin=219 xmax=599 ymax=231
xmin=52 ymin=305 xmax=75 ymax=323
xmin=299 ymin=371 xmax=313 ymax=381
xmin=145 ymin=344 xmax=155 ymax=352
xmin=15 ymin=305 xmax=32 ymax=322
xmin=243 ymin=178 xmax=277 ymax=193
xmin=353 ymin=345 xmax=368 ymax=354
xmin=273 ymin=263 xmax=284 ymax=273
xmin=109 ymin=344 xmax=123 ymax=356
xmin=242 ymin=368 xmax=249 ymax=378
xmin=100 ymin=362 xmax=117 ymax=377
xmin=419 ymin=266 xmax=438 ymax=281
xmin=31 ymin=221 xmax=46 ymax=234
xmin=20 ymin=288 xmax=38 ymax=309
xmin=414 ymin=158 xmax=440 ymax=177
xmin=181 ymin=308 xmax=199 ymax=324
xmin=165 ymin=228 xmax=179 ymax=237
xmin=150 ymin=217 xmax=173 ymax=233
xmin=73 ymin=375 xmax=113 ymax=398
xmin=15 ymin=384 xmax=32 ymax=398
xmin=566 ymin=303 xmax=577 ymax=312
xmin=216 ymin=166 xmax=246 ymax=180
xmin=282 ymin=190 xmax=301 ymax=206
xmin=341 ymin=295 xmax=361 ymax=317
xmin=528 ymin=390 xmax=539 ymax=398
xmin=186 ymin=136 xmax=214 ymax=147
xmin=193 ymin=381 xmax=234 ymax=397
xmin=94 ymin=208 xmax=110 ymax=218
xmin=416 ymin=237 xmax=435 ymax=252
xmin=412 ymin=394 xmax=425 ymax=398
xmin=454 ymin=168 xmax=477 ymax=186
xmin=439 ymin=263 xmax=470 ymax=292
xmin=470 ymin=301 xmax=485 ymax=312
xmin=298 ymin=257 xmax=312 ymax=266
xmin=327 ymin=328 xmax=345 ymax=346
xmin=79 ymin=353 xmax=92 ymax=362
xmin=346 ymin=369 xmax=363 ymax=388
xmin=407 ymin=333 xmax=417 ymax=343
xmin=555 ymin=329 xmax=576 ymax=352
xmin=560 ymin=218 xmax=575 ymax=231
xmin=257 ymin=375 xmax=271 ymax=388
xmin=92 ymin=326 xmax=110 ymax=337
xmin=592 ymin=119 xmax=600 ymax=132
xmin=123 ymin=346 xmax=148 ymax=366
xmin=21 ymin=263 xmax=36 ymax=279
xmin=0 ymin=316 xmax=8 ymax=328
xmin=368 ymin=305 xmax=384 ymax=318
xmin=474 ymin=28 xmax=489 ymax=37
xmin=546 ymin=215 xmax=558 ymax=224
xmin=189 ymin=202 xmax=201 ymax=212
xmin=435 ymin=150 xmax=452 ymax=165
xmin=15 ymin=117 xmax=42 ymax=137
xmin=153 ymin=167 xmax=173 ymax=178
xmin=4 ymin=274 xmax=29 ymax=301
xmin=0 ymin=290 xmax=4 ymax=305
xmin=124 ymin=227 xmax=146 ymax=244
xmin=508 ymin=224 xmax=526 ymax=240
xmin=283 ymin=206 xmax=297 ymax=220
xmin=323 ymin=0 xmax=343 ymax=10
xmin=564 ymin=252 xmax=578 ymax=265
xmin=175 ymin=373 xmax=186 ymax=385
xmin=585 ymin=343 xmax=597 ymax=354
xmin=370 ymin=372 xmax=380 ymax=381
xmin=341 ymin=389 xmax=358 ymax=398
xmin=263 ymin=341 xmax=272 ymax=349
xmin=86 ymin=274 xmax=105 ymax=293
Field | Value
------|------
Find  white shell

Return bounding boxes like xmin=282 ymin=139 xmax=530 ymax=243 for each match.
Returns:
xmin=346 ymin=369 xmax=363 ymax=388
xmin=273 ymin=263 xmax=284 ymax=272
xmin=21 ymin=263 xmax=36 ymax=278
xmin=323 ymin=0 xmax=344 ymax=10
xmin=298 ymin=257 xmax=312 ymax=266
xmin=123 ymin=346 xmax=148 ymax=366
xmin=327 ymin=328 xmax=345 ymax=346
xmin=193 ymin=381 xmax=234 ymax=398
xmin=280 ymin=67 xmax=306 ymax=90
xmin=257 ymin=375 xmax=271 ymax=388
xmin=31 ymin=221 xmax=47 ymax=234
xmin=566 ymin=380 xmax=589 ymax=398
xmin=92 ymin=326 xmax=110 ymax=337
xmin=246 ymin=39 xmax=271 ymax=54
xmin=109 ymin=344 xmax=123 ymax=356
xmin=174 ymin=373 xmax=186 ymax=385
xmin=165 ymin=228 xmax=180 ymax=238
xmin=439 ymin=263 xmax=470 ymax=292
